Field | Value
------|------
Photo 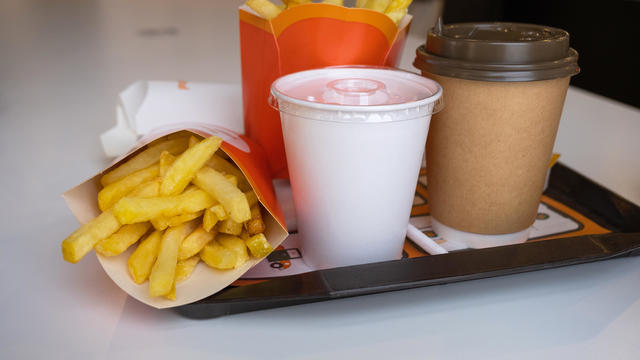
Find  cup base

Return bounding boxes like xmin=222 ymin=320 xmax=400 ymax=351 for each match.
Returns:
xmin=431 ymin=217 xmax=530 ymax=249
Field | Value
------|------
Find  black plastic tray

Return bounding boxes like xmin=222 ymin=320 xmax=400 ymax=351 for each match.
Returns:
xmin=175 ymin=163 xmax=640 ymax=319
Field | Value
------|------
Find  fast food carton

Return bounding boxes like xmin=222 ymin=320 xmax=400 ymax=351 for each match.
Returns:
xmin=239 ymin=3 xmax=412 ymax=178
xmin=62 ymin=124 xmax=288 ymax=309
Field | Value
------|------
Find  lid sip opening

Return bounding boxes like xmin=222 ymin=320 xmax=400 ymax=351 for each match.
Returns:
xmin=323 ymin=78 xmax=389 ymax=106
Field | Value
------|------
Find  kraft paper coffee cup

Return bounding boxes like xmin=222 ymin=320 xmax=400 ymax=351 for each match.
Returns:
xmin=270 ymin=67 xmax=442 ymax=269
xmin=414 ymin=22 xmax=580 ymax=248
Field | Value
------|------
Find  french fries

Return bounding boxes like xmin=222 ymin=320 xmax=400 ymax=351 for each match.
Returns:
xmin=113 ymin=189 xmax=215 ymax=224
xmin=178 ymin=226 xmax=215 ymax=260
xmin=384 ymin=9 xmax=407 ymax=24
xmin=217 ymin=234 xmax=250 ymax=268
xmin=94 ymin=222 xmax=151 ymax=256
xmin=224 ymin=174 xmax=238 ymax=187
xmin=284 ymin=0 xmax=310 ymax=8
xmin=206 ymin=154 xmax=252 ymax=191
xmin=97 ymin=164 xmax=159 ymax=211
xmin=246 ymin=0 xmax=282 ymax=20
xmin=188 ymin=135 xmax=200 ymax=148
xmin=159 ymin=151 xmax=176 ymax=178
xmin=175 ymin=255 xmax=200 ymax=283
xmin=246 ymin=233 xmax=274 ymax=258
xmin=245 ymin=0 xmax=411 ymax=24
xmin=151 ymin=211 xmax=204 ymax=231
xmin=160 ymin=136 xmax=222 ymax=196
xmin=385 ymin=0 xmax=412 ymax=13
xmin=193 ymin=167 xmax=251 ymax=223
xmin=100 ymin=137 xmax=188 ymax=186
xmin=364 ymin=0 xmax=391 ymax=12
xmin=245 ymin=190 xmax=258 ymax=208
xmin=245 ymin=206 xmax=266 ymax=235
xmin=202 ymin=204 xmax=229 ymax=232
xmin=217 ymin=218 xmax=244 ymax=235
xmin=149 ymin=220 xmax=199 ymax=297
xmin=360 ymin=0 xmax=412 ymax=24
xmin=128 ymin=230 xmax=163 ymax=284
xmin=62 ymin=134 xmax=274 ymax=301
xmin=203 ymin=207 xmax=219 ymax=232
xmin=62 ymin=210 xmax=120 ymax=263
xmin=200 ymin=240 xmax=238 ymax=270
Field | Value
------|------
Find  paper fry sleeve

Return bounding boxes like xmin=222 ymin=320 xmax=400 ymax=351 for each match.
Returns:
xmin=62 ymin=126 xmax=288 ymax=308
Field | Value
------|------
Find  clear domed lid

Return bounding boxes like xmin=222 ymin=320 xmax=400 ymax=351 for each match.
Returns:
xmin=271 ymin=66 xmax=441 ymax=107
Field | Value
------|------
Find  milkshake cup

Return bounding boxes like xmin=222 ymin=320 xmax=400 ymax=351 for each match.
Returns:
xmin=270 ymin=67 xmax=442 ymax=269
xmin=414 ymin=21 xmax=580 ymax=248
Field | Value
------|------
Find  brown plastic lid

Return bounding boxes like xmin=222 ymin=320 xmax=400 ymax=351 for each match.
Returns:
xmin=414 ymin=20 xmax=580 ymax=82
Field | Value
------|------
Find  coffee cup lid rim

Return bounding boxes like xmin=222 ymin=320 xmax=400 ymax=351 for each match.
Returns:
xmin=414 ymin=22 xmax=580 ymax=82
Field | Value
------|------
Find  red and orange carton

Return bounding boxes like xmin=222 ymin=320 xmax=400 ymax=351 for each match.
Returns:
xmin=239 ymin=3 xmax=412 ymax=178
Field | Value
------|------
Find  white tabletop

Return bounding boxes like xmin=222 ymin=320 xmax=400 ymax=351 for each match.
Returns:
xmin=2 ymin=0 xmax=639 ymax=358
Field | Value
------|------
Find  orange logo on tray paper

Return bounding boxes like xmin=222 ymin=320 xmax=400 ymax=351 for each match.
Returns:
xmin=267 ymin=245 xmax=302 ymax=270
xmin=178 ymin=80 xmax=189 ymax=90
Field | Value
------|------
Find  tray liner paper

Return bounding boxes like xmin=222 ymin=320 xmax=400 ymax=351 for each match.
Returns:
xmin=62 ymin=125 xmax=288 ymax=309
xmin=239 ymin=3 xmax=412 ymax=179
xmin=234 ymin=167 xmax=612 ymax=285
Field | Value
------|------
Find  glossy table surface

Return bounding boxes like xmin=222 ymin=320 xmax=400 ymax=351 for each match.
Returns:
xmin=1 ymin=0 xmax=639 ymax=358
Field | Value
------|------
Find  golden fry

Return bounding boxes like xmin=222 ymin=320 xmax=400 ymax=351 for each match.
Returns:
xmin=384 ymin=0 xmax=412 ymax=13
xmin=165 ymin=284 xmax=176 ymax=301
xmin=244 ymin=190 xmax=258 ymax=208
xmin=216 ymin=218 xmax=243 ymax=236
xmin=149 ymin=220 xmax=199 ymax=297
xmin=322 ymin=0 xmax=343 ymax=5
xmin=98 ymin=164 xmax=159 ymax=211
xmin=210 ymin=204 xmax=227 ymax=220
xmin=128 ymin=179 xmax=160 ymax=198
xmin=245 ymin=233 xmax=273 ymax=258
xmin=200 ymin=240 xmax=238 ymax=270
xmin=160 ymin=136 xmax=222 ymax=196
xmin=365 ymin=0 xmax=392 ymax=12
xmin=62 ymin=210 xmax=121 ymax=263
xmin=188 ymin=135 xmax=201 ymax=148
xmin=164 ymin=254 xmax=200 ymax=300
xmin=285 ymin=0 xmax=311 ymax=8
xmin=203 ymin=207 xmax=219 ymax=232
xmin=245 ymin=206 xmax=266 ymax=235
xmin=127 ymin=230 xmax=163 ymax=284
xmin=246 ymin=0 xmax=282 ymax=19
xmin=175 ymin=255 xmax=200 ymax=283
xmin=113 ymin=189 xmax=215 ymax=224
xmin=217 ymin=234 xmax=249 ymax=268
xmin=94 ymin=222 xmax=151 ymax=256
xmin=100 ymin=137 xmax=188 ymax=186
xmin=206 ymin=154 xmax=251 ymax=191
xmin=193 ymin=167 xmax=251 ymax=223
xmin=385 ymin=8 xmax=407 ymax=24
xmin=178 ymin=226 xmax=215 ymax=260
xmin=151 ymin=211 xmax=203 ymax=231
xmin=159 ymin=151 xmax=176 ymax=178
xmin=224 ymin=174 xmax=238 ymax=187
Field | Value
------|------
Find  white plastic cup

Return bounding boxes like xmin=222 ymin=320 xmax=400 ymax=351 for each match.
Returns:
xmin=270 ymin=67 xmax=443 ymax=270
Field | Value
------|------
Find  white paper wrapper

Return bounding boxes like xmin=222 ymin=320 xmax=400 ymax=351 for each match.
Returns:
xmin=101 ymin=81 xmax=243 ymax=157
